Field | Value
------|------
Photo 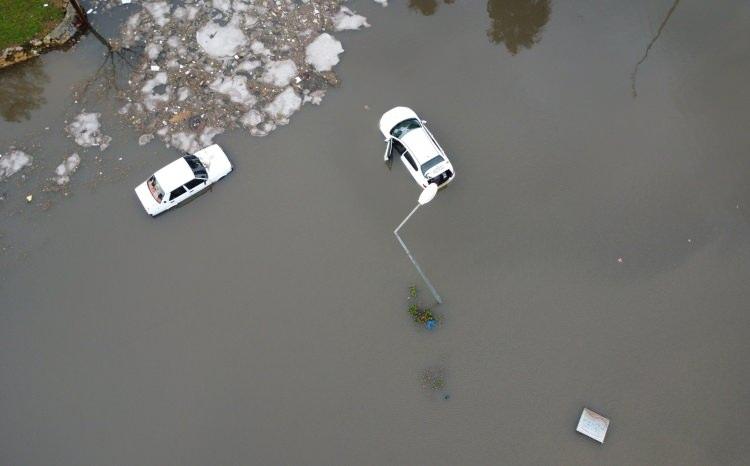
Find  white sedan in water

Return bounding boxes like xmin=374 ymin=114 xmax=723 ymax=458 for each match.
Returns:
xmin=379 ymin=106 xmax=455 ymax=188
xmin=134 ymin=144 xmax=233 ymax=216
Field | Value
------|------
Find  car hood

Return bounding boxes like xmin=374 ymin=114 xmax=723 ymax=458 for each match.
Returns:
xmin=194 ymin=144 xmax=232 ymax=182
xmin=134 ymin=182 xmax=161 ymax=216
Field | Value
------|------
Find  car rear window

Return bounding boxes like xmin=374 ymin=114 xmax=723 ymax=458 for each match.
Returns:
xmin=147 ymin=176 xmax=165 ymax=202
xmin=421 ymin=155 xmax=445 ymax=174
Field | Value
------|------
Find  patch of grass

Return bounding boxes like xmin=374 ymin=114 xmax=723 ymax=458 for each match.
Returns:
xmin=0 ymin=0 xmax=66 ymax=49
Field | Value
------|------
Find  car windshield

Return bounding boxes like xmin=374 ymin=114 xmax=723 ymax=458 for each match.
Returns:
xmin=147 ymin=175 xmax=165 ymax=203
xmin=390 ymin=118 xmax=421 ymax=138
xmin=184 ymin=155 xmax=208 ymax=179
xmin=421 ymin=155 xmax=445 ymax=174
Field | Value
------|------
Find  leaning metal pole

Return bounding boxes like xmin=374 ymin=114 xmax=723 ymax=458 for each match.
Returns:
xmin=394 ymin=204 xmax=443 ymax=304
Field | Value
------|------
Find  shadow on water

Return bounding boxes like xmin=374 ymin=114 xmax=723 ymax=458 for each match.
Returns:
xmin=0 ymin=58 xmax=49 ymax=123
xmin=486 ymin=0 xmax=551 ymax=55
xmin=408 ymin=0 xmax=551 ymax=54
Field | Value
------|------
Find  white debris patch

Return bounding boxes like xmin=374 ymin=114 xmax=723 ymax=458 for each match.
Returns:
xmin=67 ymin=112 xmax=111 ymax=150
xmin=241 ymin=109 xmax=264 ymax=128
xmin=143 ymin=1 xmax=171 ymax=27
xmin=261 ymin=59 xmax=298 ymax=87
xmin=141 ymin=72 xmax=170 ymax=110
xmin=265 ymin=87 xmax=302 ymax=123
xmin=306 ymin=33 xmax=344 ymax=72
xmin=576 ymin=408 xmax=610 ymax=444
xmin=53 ymin=153 xmax=81 ymax=185
xmin=372 ymin=0 xmax=388 ymax=6
xmin=334 ymin=7 xmax=370 ymax=31
xmin=170 ymin=127 xmax=224 ymax=154
xmin=237 ymin=59 xmax=261 ymax=73
xmin=145 ymin=42 xmax=162 ymax=60
xmin=196 ymin=17 xmax=248 ymax=58
xmin=212 ymin=0 xmax=232 ymax=13
xmin=210 ymin=74 xmax=257 ymax=106
xmin=0 ymin=149 xmax=32 ymax=181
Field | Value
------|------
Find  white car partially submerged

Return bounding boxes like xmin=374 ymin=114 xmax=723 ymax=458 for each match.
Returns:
xmin=134 ymin=144 xmax=233 ymax=216
xmin=379 ymin=106 xmax=455 ymax=188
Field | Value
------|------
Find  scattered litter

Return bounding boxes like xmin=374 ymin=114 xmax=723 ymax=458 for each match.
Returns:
xmin=0 ymin=149 xmax=33 ymax=181
xmin=421 ymin=366 xmax=446 ymax=392
xmin=26 ymin=194 xmax=33 ymax=203
xmin=617 ymin=257 xmax=623 ymax=263
xmin=109 ymin=0 xmax=368 ymax=146
xmin=576 ymin=408 xmax=610 ymax=443
xmin=53 ymin=153 xmax=81 ymax=185
xmin=372 ymin=0 xmax=388 ymax=6
xmin=121 ymin=0 xmax=132 ymax=4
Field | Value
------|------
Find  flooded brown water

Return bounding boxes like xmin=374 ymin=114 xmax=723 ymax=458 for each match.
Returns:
xmin=2 ymin=1 xmax=750 ymax=464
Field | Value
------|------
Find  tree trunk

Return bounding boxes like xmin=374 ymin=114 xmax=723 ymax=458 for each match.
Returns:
xmin=68 ymin=0 xmax=90 ymax=28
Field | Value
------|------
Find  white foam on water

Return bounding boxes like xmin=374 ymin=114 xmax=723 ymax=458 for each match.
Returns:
xmin=196 ymin=16 xmax=248 ymax=58
xmin=333 ymin=7 xmax=370 ymax=31
xmin=250 ymin=40 xmax=270 ymax=56
xmin=170 ymin=127 xmax=224 ymax=153
xmin=141 ymin=72 xmax=170 ymax=110
xmin=0 ymin=149 xmax=32 ymax=180
xmin=305 ymin=33 xmax=343 ymax=72
xmin=53 ymin=153 xmax=81 ymax=185
xmin=212 ymin=0 xmax=232 ymax=13
xmin=67 ymin=112 xmax=111 ymax=150
xmin=264 ymin=87 xmax=302 ymax=123
xmin=143 ymin=1 xmax=171 ymax=27
xmin=209 ymin=74 xmax=257 ymax=107
xmin=237 ymin=59 xmax=261 ymax=73
xmin=241 ymin=109 xmax=264 ymax=127
xmin=261 ymin=59 xmax=298 ymax=87
xmin=139 ymin=134 xmax=154 ymax=146
xmin=145 ymin=43 xmax=162 ymax=60
xmin=303 ymin=89 xmax=326 ymax=106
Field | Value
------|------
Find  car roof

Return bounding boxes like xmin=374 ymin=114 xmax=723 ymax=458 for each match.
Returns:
xmin=400 ymin=127 xmax=441 ymax=164
xmin=153 ymin=157 xmax=193 ymax=192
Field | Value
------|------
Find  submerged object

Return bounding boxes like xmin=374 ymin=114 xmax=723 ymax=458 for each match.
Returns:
xmin=576 ymin=408 xmax=610 ymax=443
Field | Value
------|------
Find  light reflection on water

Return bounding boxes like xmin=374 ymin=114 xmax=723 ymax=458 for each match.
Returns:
xmin=0 ymin=58 xmax=48 ymax=123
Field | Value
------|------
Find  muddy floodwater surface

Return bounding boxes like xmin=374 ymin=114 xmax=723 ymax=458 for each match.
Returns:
xmin=2 ymin=1 xmax=750 ymax=465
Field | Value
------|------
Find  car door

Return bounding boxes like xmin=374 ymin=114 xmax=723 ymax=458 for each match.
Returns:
xmin=167 ymin=185 xmax=190 ymax=207
xmin=400 ymin=149 xmax=424 ymax=186
xmin=383 ymin=138 xmax=393 ymax=162
xmin=184 ymin=177 xmax=208 ymax=197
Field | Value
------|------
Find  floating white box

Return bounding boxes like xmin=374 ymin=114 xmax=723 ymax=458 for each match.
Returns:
xmin=576 ymin=408 xmax=609 ymax=443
